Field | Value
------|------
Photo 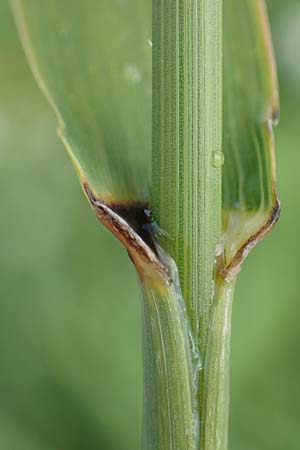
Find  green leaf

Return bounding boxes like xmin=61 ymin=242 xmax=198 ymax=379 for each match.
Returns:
xmin=13 ymin=0 xmax=279 ymax=278
xmin=221 ymin=0 xmax=280 ymax=282
xmin=12 ymin=2 xmax=280 ymax=450
xmin=12 ymin=0 xmax=152 ymax=203
xmin=151 ymin=1 xmax=280 ymax=449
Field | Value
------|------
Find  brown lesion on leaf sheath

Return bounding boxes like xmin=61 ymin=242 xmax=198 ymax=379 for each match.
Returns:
xmin=219 ymin=1 xmax=281 ymax=284
xmin=220 ymin=114 xmax=281 ymax=283
xmin=220 ymin=199 xmax=281 ymax=283
xmin=219 ymin=113 xmax=281 ymax=283
xmin=83 ymin=182 xmax=171 ymax=285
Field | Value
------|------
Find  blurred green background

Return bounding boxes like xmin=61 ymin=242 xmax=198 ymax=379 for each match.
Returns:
xmin=0 ymin=1 xmax=299 ymax=449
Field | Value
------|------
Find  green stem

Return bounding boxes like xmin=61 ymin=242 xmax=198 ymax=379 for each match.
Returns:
xmin=202 ymin=281 xmax=235 ymax=450
xmin=141 ymin=256 xmax=200 ymax=450
xmin=152 ymin=0 xmax=223 ymax=447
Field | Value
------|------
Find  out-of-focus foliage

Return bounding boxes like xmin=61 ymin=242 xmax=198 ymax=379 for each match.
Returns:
xmin=0 ymin=1 xmax=299 ymax=450
xmin=0 ymin=4 xmax=141 ymax=450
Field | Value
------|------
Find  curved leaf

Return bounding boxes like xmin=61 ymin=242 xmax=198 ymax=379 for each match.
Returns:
xmin=12 ymin=0 xmax=151 ymax=203
xmin=221 ymin=0 xmax=280 ymax=281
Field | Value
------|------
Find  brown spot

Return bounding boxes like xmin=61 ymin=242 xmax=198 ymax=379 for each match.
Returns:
xmin=109 ymin=203 xmax=158 ymax=256
xmin=83 ymin=182 xmax=171 ymax=285
xmin=220 ymin=199 xmax=281 ymax=283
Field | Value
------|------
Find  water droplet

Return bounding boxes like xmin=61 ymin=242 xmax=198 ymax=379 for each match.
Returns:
xmin=123 ymin=63 xmax=142 ymax=84
xmin=212 ymin=151 xmax=224 ymax=168
xmin=148 ymin=39 xmax=153 ymax=47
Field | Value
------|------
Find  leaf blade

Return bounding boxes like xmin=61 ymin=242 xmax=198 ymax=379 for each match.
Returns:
xmin=12 ymin=0 xmax=152 ymax=202
xmin=221 ymin=0 xmax=280 ymax=281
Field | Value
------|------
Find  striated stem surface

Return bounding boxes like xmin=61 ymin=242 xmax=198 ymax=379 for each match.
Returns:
xmin=152 ymin=0 xmax=223 ymax=443
xmin=141 ymin=255 xmax=200 ymax=450
xmin=202 ymin=281 xmax=235 ymax=450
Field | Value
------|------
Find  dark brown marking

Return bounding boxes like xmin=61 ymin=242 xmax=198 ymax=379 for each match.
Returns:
xmin=220 ymin=199 xmax=281 ymax=283
xmin=83 ymin=182 xmax=171 ymax=284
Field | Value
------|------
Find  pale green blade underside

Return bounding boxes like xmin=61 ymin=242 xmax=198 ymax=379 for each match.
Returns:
xmin=13 ymin=0 xmax=279 ymax=280
xmin=222 ymin=0 xmax=280 ymax=281
xmin=13 ymin=0 xmax=151 ymax=203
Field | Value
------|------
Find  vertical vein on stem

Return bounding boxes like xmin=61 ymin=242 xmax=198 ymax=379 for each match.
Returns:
xmin=152 ymin=1 xmax=223 ymax=445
